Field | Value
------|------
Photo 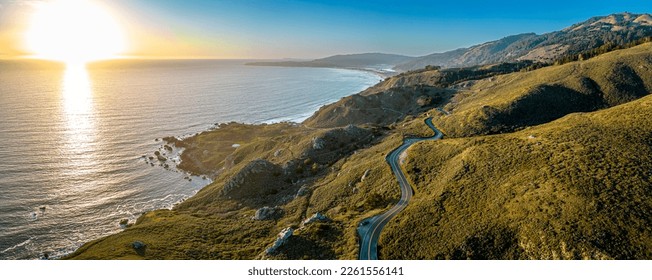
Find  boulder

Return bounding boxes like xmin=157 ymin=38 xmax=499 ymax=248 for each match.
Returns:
xmin=253 ymin=206 xmax=284 ymax=220
xmin=132 ymin=241 xmax=146 ymax=250
xmin=132 ymin=240 xmax=146 ymax=256
xmin=265 ymin=227 xmax=293 ymax=255
xmin=312 ymin=137 xmax=326 ymax=150
xmin=302 ymin=212 xmax=330 ymax=226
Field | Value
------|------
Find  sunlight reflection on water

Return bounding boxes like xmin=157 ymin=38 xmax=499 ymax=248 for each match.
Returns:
xmin=61 ymin=63 xmax=97 ymax=177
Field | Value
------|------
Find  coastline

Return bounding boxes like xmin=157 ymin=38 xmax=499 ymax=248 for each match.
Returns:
xmin=159 ymin=66 xmax=382 ymax=176
xmin=61 ymin=66 xmax=383 ymax=260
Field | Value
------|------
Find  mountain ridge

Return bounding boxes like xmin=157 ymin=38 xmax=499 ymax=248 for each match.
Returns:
xmin=250 ymin=13 xmax=652 ymax=73
xmin=395 ymin=12 xmax=652 ymax=71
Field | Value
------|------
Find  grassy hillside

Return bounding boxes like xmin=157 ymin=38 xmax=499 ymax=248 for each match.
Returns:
xmin=435 ymin=43 xmax=652 ymax=137
xmin=382 ymin=94 xmax=652 ymax=259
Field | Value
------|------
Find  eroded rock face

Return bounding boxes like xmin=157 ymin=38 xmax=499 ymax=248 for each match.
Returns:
xmin=253 ymin=206 xmax=284 ymax=220
xmin=265 ymin=227 xmax=293 ymax=255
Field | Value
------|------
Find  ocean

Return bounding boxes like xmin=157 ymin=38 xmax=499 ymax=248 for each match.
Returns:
xmin=0 ymin=59 xmax=380 ymax=259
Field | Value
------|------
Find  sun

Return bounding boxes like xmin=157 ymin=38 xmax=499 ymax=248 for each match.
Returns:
xmin=25 ymin=0 xmax=126 ymax=64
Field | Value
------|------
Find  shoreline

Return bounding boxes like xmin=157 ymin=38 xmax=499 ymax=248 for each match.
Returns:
xmin=163 ymin=66 xmax=383 ymax=175
xmin=59 ymin=65 xmax=383 ymax=260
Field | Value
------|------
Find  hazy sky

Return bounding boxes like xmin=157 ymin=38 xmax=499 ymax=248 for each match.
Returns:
xmin=1 ymin=0 xmax=651 ymax=59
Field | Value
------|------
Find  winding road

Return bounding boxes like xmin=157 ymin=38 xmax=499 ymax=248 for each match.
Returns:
xmin=358 ymin=117 xmax=443 ymax=260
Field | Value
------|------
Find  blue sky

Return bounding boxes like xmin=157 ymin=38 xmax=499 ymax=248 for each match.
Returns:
xmin=1 ymin=0 xmax=651 ymax=58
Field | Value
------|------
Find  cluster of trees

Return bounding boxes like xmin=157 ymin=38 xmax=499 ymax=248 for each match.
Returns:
xmin=402 ymin=61 xmax=544 ymax=88
xmin=554 ymin=36 xmax=652 ymax=65
xmin=517 ymin=36 xmax=652 ymax=72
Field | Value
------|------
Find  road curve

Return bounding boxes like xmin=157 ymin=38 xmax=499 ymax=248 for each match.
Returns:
xmin=358 ymin=117 xmax=443 ymax=260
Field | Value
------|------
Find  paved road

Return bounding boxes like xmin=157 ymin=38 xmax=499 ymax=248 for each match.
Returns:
xmin=358 ymin=117 xmax=443 ymax=260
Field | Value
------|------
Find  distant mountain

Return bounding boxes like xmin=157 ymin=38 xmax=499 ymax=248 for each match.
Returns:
xmin=246 ymin=53 xmax=414 ymax=71
xmin=311 ymin=53 xmax=414 ymax=68
xmin=396 ymin=12 xmax=652 ymax=71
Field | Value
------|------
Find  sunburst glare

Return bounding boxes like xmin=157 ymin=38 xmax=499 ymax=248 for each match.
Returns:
xmin=25 ymin=0 xmax=126 ymax=64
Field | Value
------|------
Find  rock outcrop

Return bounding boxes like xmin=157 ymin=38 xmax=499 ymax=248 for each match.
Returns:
xmin=301 ymin=212 xmax=330 ymax=226
xmin=253 ymin=206 xmax=284 ymax=220
xmin=265 ymin=227 xmax=293 ymax=255
xmin=312 ymin=137 xmax=325 ymax=150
